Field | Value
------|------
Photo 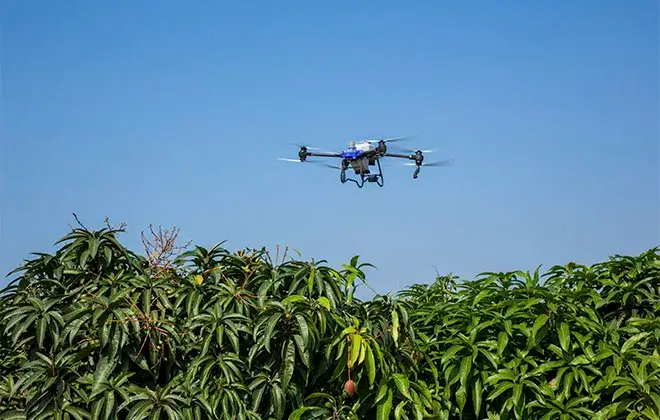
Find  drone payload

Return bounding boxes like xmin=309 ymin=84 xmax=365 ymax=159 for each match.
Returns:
xmin=277 ymin=136 xmax=454 ymax=188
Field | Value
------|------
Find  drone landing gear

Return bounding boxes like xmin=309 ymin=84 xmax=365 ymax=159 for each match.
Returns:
xmin=340 ymin=158 xmax=384 ymax=188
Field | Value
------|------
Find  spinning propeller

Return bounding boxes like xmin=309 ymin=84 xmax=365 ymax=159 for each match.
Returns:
xmin=289 ymin=143 xmax=323 ymax=150
xmin=364 ymin=135 xmax=412 ymax=144
xmin=391 ymin=157 xmax=454 ymax=179
xmin=398 ymin=147 xmax=437 ymax=154
xmin=394 ymin=159 xmax=455 ymax=167
xmin=287 ymin=143 xmax=338 ymax=161
xmin=277 ymin=158 xmax=341 ymax=170
xmin=364 ymin=135 xmax=414 ymax=154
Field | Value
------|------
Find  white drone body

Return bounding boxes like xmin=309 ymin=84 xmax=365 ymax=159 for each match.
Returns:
xmin=349 ymin=141 xmax=376 ymax=153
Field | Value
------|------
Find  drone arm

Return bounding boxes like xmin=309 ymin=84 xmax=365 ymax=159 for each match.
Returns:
xmin=308 ymin=152 xmax=342 ymax=158
xmin=384 ymin=153 xmax=414 ymax=160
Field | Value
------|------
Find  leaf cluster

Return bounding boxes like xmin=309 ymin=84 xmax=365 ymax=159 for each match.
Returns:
xmin=0 ymin=223 xmax=658 ymax=419
xmin=402 ymin=251 xmax=660 ymax=419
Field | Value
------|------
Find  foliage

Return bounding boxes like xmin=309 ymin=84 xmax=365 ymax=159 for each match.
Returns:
xmin=0 ymin=220 xmax=658 ymax=419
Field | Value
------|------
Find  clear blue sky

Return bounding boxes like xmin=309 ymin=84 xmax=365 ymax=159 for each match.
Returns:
xmin=2 ymin=1 xmax=658 ymax=296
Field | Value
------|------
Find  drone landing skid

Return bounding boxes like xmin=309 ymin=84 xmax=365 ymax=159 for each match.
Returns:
xmin=340 ymin=159 xmax=384 ymax=188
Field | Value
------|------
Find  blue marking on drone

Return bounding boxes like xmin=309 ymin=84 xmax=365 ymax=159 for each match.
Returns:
xmin=341 ymin=149 xmax=364 ymax=159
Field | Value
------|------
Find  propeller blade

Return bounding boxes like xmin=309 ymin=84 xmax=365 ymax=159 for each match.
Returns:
xmin=398 ymin=147 xmax=437 ymax=154
xmin=422 ymin=158 xmax=455 ymax=167
xmin=289 ymin=142 xmax=323 ymax=150
xmin=365 ymin=135 xmax=414 ymax=144
xmin=315 ymin=162 xmax=342 ymax=170
xmin=288 ymin=143 xmax=340 ymax=155
xmin=277 ymin=158 xmax=341 ymax=170
xmin=391 ymin=158 xmax=455 ymax=167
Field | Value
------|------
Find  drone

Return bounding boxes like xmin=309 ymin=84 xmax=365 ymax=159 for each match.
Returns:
xmin=277 ymin=136 xmax=454 ymax=188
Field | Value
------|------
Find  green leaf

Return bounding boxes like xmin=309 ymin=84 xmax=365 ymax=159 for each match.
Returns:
xmin=349 ymin=334 xmax=362 ymax=369
xmin=394 ymin=401 xmax=406 ymax=420
xmin=473 ymin=376 xmax=483 ymax=417
xmin=91 ymin=356 xmax=115 ymax=398
xmin=295 ymin=314 xmax=309 ymax=346
xmin=558 ymin=322 xmax=570 ymax=352
xmin=496 ymin=331 xmax=508 ymax=357
xmin=365 ymin=341 xmax=376 ymax=386
xmin=487 ymin=381 xmax=513 ymax=401
xmin=0 ymin=410 xmax=26 ymax=420
xmin=392 ymin=373 xmax=412 ymax=401
xmin=288 ymin=407 xmax=312 ymax=420
xmin=281 ymin=339 xmax=295 ymax=391
xmin=377 ymin=388 xmax=393 ymax=420
xmin=570 ymin=355 xmax=591 ymax=365
xmin=441 ymin=345 xmax=463 ymax=365
xmin=621 ymin=332 xmax=650 ymax=354
xmin=282 ymin=295 xmax=306 ymax=305
xmin=456 ymin=385 xmax=467 ymax=413
xmin=532 ymin=313 xmax=549 ymax=334
xmin=316 ymin=297 xmax=331 ymax=310
xmin=459 ymin=356 xmax=472 ymax=388
xmin=391 ymin=309 xmax=400 ymax=346
xmin=375 ymin=383 xmax=389 ymax=404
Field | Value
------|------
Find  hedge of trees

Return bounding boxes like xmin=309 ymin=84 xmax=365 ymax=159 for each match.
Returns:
xmin=0 ymin=220 xmax=658 ymax=419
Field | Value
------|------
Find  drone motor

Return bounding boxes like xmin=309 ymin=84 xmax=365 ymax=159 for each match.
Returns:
xmin=298 ymin=146 xmax=308 ymax=161
xmin=414 ymin=150 xmax=424 ymax=165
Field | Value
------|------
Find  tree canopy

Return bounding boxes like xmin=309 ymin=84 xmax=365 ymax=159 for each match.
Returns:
xmin=0 ymin=221 xmax=658 ymax=419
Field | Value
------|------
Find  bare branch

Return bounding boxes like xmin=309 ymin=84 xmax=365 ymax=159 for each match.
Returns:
xmin=70 ymin=212 xmax=88 ymax=231
xmin=104 ymin=216 xmax=127 ymax=232
xmin=141 ymin=224 xmax=191 ymax=277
